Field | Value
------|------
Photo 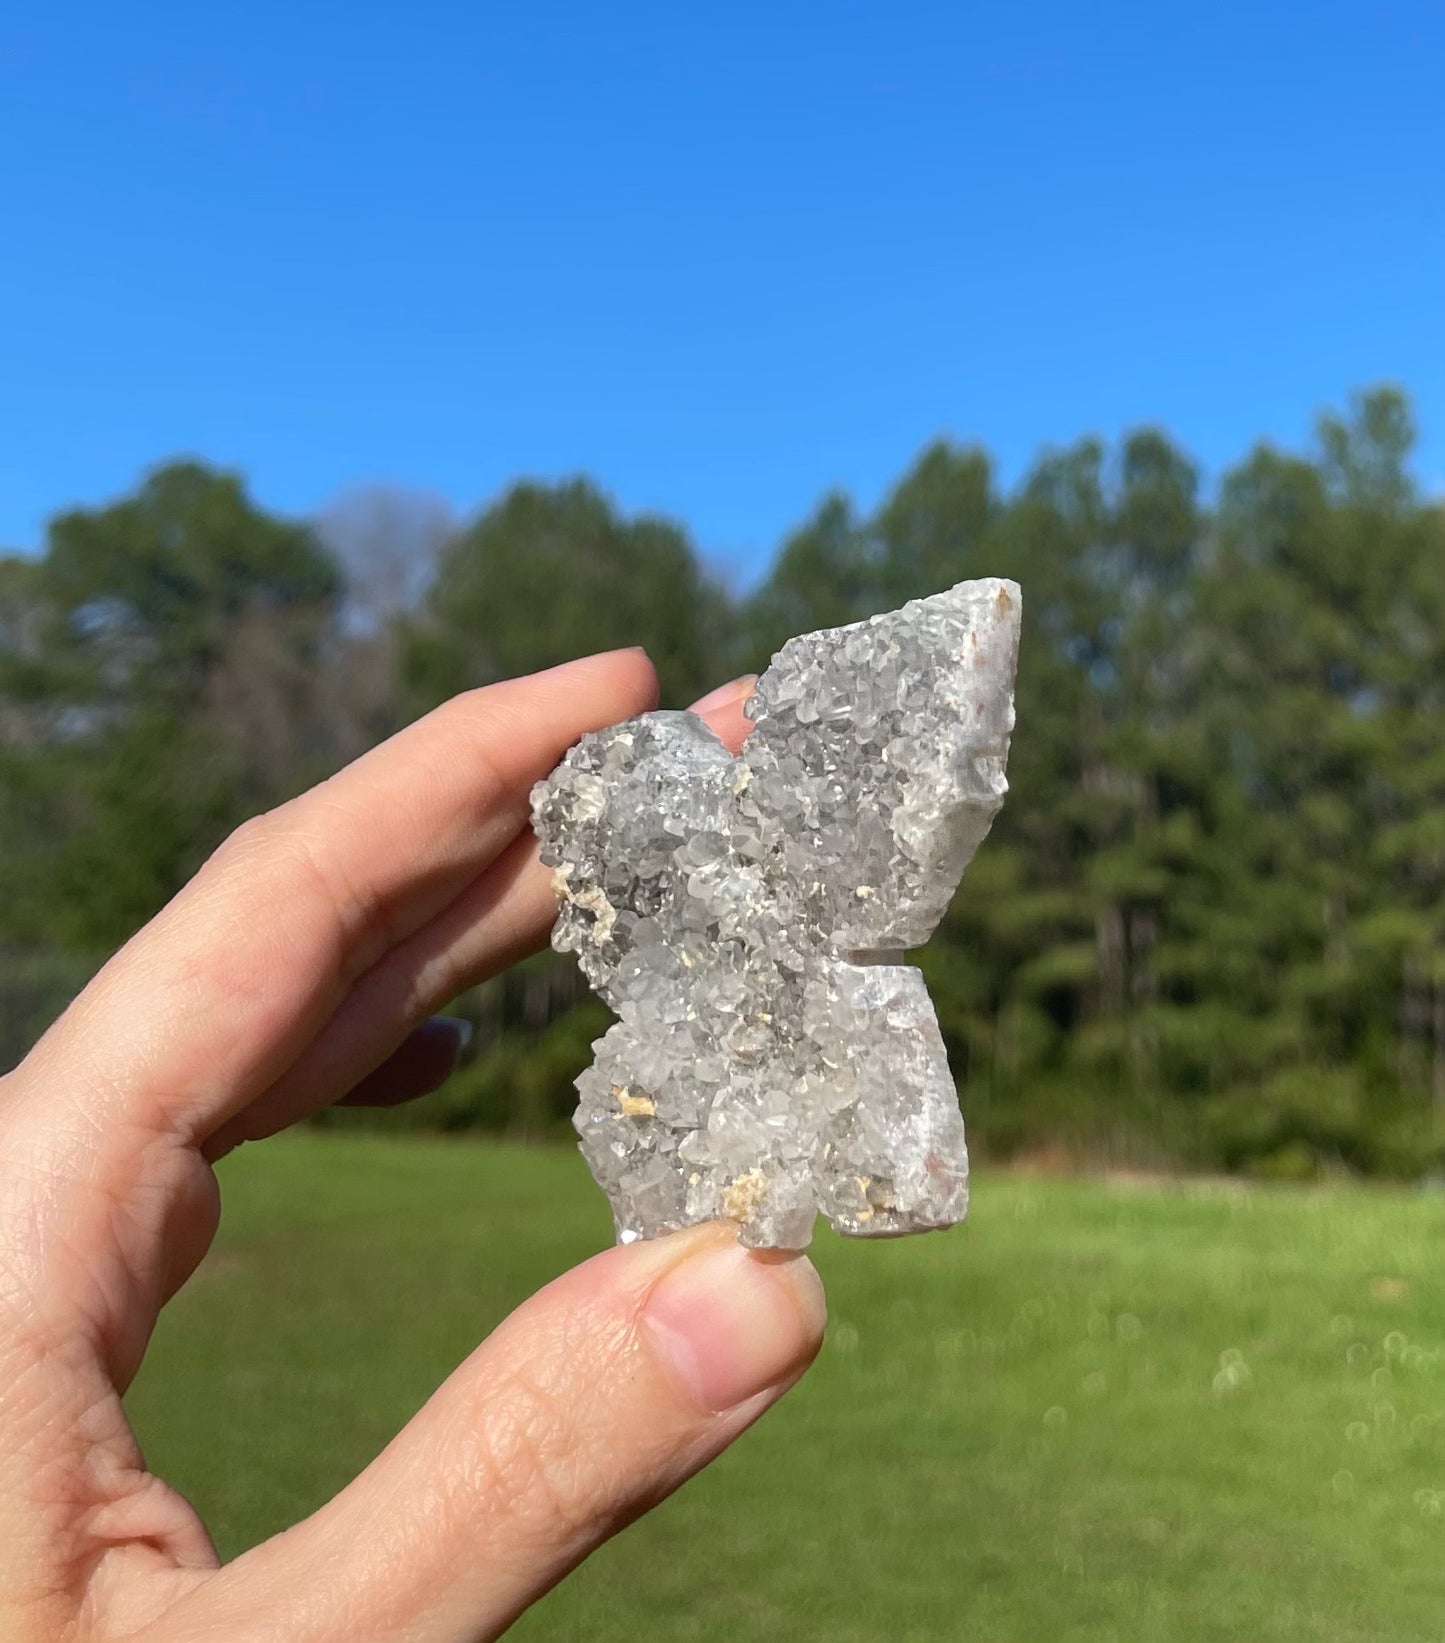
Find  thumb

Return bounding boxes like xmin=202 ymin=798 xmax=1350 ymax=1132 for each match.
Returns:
xmin=178 ymin=1223 xmax=825 ymax=1643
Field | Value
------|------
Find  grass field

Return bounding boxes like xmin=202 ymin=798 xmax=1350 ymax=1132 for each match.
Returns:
xmin=126 ymin=1136 xmax=1445 ymax=1641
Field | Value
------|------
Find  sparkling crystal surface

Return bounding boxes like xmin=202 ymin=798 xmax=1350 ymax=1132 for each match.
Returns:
xmin=530 ymin=578 xmax=1022 ymax=1248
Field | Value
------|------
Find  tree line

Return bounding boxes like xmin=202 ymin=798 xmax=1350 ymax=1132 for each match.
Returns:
xmin=3 ymin=387 xmax=1442 ymax=1178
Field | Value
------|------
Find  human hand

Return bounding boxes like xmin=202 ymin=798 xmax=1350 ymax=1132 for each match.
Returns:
xmin=0 ymin=652 xmax=826 ymax=1643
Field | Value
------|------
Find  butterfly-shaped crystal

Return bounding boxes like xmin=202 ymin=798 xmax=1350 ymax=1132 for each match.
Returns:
xmin=531 ymin=579 xmax=1021 ymax=1248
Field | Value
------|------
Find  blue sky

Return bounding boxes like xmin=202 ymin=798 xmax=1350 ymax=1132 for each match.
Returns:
xmin=3 ymin=1 xmax=1441 ymax=584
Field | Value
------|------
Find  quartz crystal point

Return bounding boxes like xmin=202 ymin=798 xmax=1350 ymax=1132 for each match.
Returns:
xmin=530 ymin=578 xmax=1022 ymax=1249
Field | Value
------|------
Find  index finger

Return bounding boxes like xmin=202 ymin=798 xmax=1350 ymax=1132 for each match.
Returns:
xmin=11 ymin=649 xmax=659 ymax=1155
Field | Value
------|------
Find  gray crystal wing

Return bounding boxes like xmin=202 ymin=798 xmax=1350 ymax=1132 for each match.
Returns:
xmin=531 ymin=711 xmax=736 ymax=1010
xmin=804 ymin=962 xmax=967 ymax=1235
xmin=739 ymin=578 xmax=1020 ymax=954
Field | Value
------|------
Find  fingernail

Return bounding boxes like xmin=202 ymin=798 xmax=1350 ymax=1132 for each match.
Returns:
xmin=691 ymin=674 xmax=757 ymax=716
xmin=643 ymin=1235 xmax=826 ymax=1412
xmin=432 ymin=1015 xmax=474 ymax=1051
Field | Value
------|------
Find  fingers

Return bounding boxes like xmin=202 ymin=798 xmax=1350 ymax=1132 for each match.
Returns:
xmin=688 ymin=673 xmax=756 ymax=753
xmin=202 ymin=830 xmax=546 ymax=1155
xmin=336 ymin=1018 xmax=471 ymax=1108
xmin=184 ymin=1225 xmax=825 ymax=1643
xmin=15 ymin=649 xmax=659 ymax=1154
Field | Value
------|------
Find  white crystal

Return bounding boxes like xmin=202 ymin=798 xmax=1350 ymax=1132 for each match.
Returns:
xmin=531 ymin=578 xmax=1022 ymax=1248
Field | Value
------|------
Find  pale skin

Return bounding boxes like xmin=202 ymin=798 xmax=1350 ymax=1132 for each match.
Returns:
xmin=0 ymin=650 xmax=827 ymax=1643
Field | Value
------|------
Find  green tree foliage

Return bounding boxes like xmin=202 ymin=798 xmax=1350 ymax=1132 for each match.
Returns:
xmin=1 ymin=464 xmax=342 ymax=950
xmin=404 ymin=478 xmax=730 ymax=709
xmin=45 ymin=461 xmax=338 ymax=692
xmin=3 ymin=395 xmax=1442 ymax=1175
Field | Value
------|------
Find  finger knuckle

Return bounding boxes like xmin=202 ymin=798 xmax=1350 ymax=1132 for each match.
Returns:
xmin=206 ymin=810 xmax=280 ymax=876
xmin=207 ymin=804 xmax=394 ymax=968
xmin=454 ymin=1322 xmax=635 ymax=1553
xmin=429 ymin=693 xmax=516 ymax=810
xmin=466 ymin=1369 xmax=596 ymax=1545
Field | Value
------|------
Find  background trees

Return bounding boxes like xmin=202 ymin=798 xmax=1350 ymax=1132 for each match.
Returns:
xmin=403 ymin=479 xmax=730 ymax=709
xmin=3 ymin=389 xmax=1441 ymax=1177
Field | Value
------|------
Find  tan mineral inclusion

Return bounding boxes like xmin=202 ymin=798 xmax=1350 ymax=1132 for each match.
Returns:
xmin=531 ymin=579 xmax=1022 ymax=1248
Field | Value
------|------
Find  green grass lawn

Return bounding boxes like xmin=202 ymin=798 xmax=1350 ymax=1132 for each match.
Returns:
xmin=126 ymin=1136 xmax=1445 ymax=1641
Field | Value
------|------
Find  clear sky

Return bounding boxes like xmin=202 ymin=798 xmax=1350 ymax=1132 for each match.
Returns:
xmin=4 ymin=1 xmax=1441 ymax=584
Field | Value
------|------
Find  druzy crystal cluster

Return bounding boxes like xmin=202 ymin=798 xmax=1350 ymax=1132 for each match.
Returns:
xmin=531 ymin=579 xmax=1022 ymax=1249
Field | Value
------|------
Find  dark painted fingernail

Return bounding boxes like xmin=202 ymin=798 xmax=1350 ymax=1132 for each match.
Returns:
xmin=432 ymin=1015 xmax=474 ymax=1052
